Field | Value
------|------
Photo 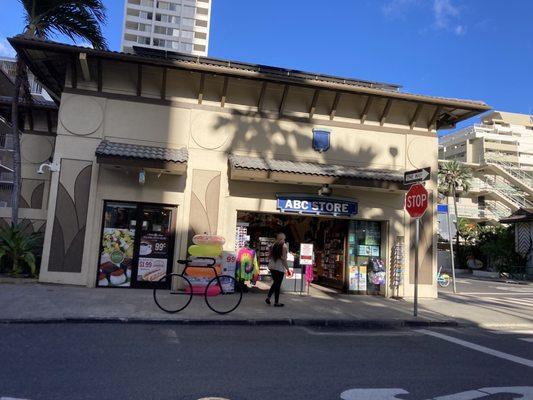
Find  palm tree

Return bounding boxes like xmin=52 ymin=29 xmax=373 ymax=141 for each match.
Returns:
xmin=438 ymin=160 xmax=473 ymax=267
xmin=10 ymin=0 xmax=108 ymax=225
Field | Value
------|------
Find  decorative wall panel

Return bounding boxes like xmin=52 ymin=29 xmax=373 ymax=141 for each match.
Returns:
xmin=48 ymin=159 xmax=92 ymax=272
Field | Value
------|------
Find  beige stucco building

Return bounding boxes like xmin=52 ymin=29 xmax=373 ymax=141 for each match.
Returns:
xmin=10 ymin=36 xmax=489 ymax=299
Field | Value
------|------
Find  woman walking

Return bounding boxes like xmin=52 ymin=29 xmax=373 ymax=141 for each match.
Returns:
xmin=266 ymin=233 xmax=290 ymax=307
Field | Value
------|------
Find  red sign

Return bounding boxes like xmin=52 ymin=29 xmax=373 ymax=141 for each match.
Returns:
xmin=405 ymin=183 xmax=428 ymax=218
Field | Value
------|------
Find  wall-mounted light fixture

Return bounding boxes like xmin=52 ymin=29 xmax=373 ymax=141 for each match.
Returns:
xmin=318 ymin=184 xmax=332 ymax=197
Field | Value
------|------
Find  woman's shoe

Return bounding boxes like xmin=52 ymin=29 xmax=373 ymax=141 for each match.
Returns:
xmin=274 ymin=303 xmax=284 ymax=307
xmin=265 ymin=298 xmax=271 ymax=305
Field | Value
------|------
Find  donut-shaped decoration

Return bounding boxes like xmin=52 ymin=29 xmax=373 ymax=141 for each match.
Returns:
xmin=188 ymin=244 xmax=223 ymax=257
xmin=185 ymin=265 xmax=222 ymax=278
xmin=192 ymin=234 xmax=226 ymax=246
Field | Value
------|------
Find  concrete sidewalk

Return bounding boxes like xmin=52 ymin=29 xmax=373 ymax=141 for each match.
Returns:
xmin=0 ymin=281 xmax=531 ymax=328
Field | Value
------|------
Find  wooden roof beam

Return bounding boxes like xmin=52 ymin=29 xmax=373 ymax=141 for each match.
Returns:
xmin=257 ymin=81 xmax=267 ymax=111
xmin=279 ymin=84 xmax=289 ymax=115
xmin=330 ymin=92 xmax=342 ymax=120
xmin=136 ymin=64 xmax=142 ymax=97
xmin=198 ymin=73 xmax=205 ymax=104
xmin=309 ymin=89 xmax=320 ymax=119
xmin=220 ymin=76 xmax=229 ymax=108
xmin=360 ymin=96 xmax=374 ymax=124
xmin=380 ymin=99 xmax=393 ymax=126
xmin=160 ymin=67 xmax=167 ymax=100
xmin=427 ymin=106 xmax=442 ymax=131
xmin=97 ymin=59 xmax=103 ymax=92
xmin=79 ymin=53 xmax=90 ymax=81
xmin=410 ymin=104 xmax=423 ymax=129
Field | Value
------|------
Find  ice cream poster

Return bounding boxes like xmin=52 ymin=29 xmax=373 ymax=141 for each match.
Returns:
xmin=97 ymin=228 xmax=135 ymax=287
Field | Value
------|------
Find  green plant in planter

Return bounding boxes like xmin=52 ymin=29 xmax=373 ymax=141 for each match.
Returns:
xmin=478 ymin=225 xmax=521 ymax=273
xmin=0 ymin=225 xmax=40 ymax=277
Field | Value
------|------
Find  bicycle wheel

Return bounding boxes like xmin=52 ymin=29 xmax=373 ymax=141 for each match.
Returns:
xmin=204 ymin=275 xmax=243 ymax=315
xmin=153 ymin=273 xmax=193 ymax=313
xmin=438 ymin=275 xmax=451 ymax=288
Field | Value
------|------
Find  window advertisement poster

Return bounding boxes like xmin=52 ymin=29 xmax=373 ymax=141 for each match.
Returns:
xmin=137 ymin=231 xmax=171 ymax=282
xmin=98 ymin=228 xmax=135 ymax=287
xmin=349 ymin=265 xmax=367 ymax=291
xmin=358 ymin=245 xmax=380 ymax=257
xmin=299 ymin=243 xmax=314 ymax=265
xmin=221 ymin=251 xmax=237 ymax=292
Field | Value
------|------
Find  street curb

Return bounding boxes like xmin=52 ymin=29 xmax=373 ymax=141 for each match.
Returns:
xmin=0 ymin=317 xmax=459 ymax=328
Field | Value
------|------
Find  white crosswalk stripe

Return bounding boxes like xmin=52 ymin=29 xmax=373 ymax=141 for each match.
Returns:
xmin=481 ymin=296 xmax=533 ymax=308
xmin=491 ymin=328 xmax=533 ymax=343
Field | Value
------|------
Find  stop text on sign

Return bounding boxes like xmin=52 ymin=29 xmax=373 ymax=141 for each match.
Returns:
xmin=405 ymin=183 xmax=429 ymax=218
xmin=406 ymin=193 xmax=427 ymax=208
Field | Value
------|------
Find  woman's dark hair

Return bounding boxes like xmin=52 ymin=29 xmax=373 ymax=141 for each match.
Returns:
xmin=271 ymin=242 xmax=283 ymax=262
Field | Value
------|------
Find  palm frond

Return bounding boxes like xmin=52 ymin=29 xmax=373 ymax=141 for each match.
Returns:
xmin=19 ymin=0 xmax=108 ymax=49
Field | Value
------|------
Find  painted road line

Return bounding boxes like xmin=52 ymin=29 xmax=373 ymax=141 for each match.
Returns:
xmin=416 ymin=329 xmax=533 ymax=368
xmin=340 ymin=387 xmax=533 ymax=400
xmin=483 ymin=297 xmax=533 ymax=307
xmin=453 ymin=292 xmax=533 ymax=296
xmin=491 ymin=329 xmax=533 ymax=335
xmin=299 ymin=327 xmax=418 ymax=337
xmin=520 ymin=338 xmax=533 ymax=343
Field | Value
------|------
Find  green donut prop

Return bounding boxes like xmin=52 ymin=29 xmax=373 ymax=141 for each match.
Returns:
xmin=188 ymin=244 xmax=223 ymax=257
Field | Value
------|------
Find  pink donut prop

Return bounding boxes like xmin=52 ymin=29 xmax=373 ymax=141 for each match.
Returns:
xmin=192 ymin=234 xmax=226 ymax=246
xmin=186 ymin=285 xmax=221 ymax=296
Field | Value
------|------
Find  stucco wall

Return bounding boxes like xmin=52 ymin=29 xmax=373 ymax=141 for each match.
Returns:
xmin=39 ymin=83 xmax=438 ymax=297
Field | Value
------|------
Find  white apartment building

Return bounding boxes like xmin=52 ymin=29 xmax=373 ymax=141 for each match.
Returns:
xmin=121 ymin=0 xmax=211 ymax=56
xmin=0 ymin=56 xmax=53 ymax=101
xmin=439 ymin=111 xmax=533 ymax=222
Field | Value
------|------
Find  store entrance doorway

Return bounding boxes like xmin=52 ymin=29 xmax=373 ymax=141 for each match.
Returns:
xmin=96 ymin=201 xmax=177 ymax=288
xmin=235 ymin=211 xmax=384 ymax=294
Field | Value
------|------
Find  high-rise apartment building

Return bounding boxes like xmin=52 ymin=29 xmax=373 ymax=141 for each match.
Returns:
xmin=439 ymin=111 xmax=533 ymax=221
xmin=121 ymin=0 xmax=211 ymax=56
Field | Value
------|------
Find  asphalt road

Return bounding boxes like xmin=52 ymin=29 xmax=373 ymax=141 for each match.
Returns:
xmin=1 ymin=324 xmax=532 ymax=400
xmin=439 ymin=276 xmax=533 ymax=296
xmin=437 ymin=277 xmax=533 ymax=325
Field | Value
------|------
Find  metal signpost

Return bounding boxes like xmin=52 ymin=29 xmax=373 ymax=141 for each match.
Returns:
xmin=405 ymin=180 xmax=429 ymax=317
xmin=437 ymin=204 xmax=457 ymax=293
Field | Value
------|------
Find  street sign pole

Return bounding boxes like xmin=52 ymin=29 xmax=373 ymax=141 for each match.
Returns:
xmin=404 ymin=180 xmax=429 ymax=318
xmin=446 ymin=209 xmax=457 ymax=294
xmin=414 ymin=217 xmax=419 ymax=317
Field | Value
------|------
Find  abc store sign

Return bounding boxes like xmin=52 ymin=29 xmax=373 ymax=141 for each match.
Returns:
xmin=276 ymin=195 xmax=358 ymax=217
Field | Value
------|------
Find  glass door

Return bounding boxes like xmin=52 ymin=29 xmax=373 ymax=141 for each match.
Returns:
xmin=133 ymin=205 xmax=175 ymax=287
xmin=96 ymin=201 xmax=176 ymax=288
xmin=347 ymin=220 xmax=382 ymax=294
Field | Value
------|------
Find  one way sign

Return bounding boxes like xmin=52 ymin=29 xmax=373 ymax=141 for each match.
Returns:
xmin=404 ymin=167 xmax=431 ymax=185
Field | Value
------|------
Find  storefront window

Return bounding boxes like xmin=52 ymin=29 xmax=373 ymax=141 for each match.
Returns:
xmin=347 ymin=221 xmax=383 ymax=293
xmin=98 ymin=203 xmax=137 ymax=287
xmin=97 ymin=201 xmax=176 ymax=288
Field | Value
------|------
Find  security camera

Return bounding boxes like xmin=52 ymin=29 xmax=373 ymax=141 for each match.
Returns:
xmin=37 ymin=161 xmax=60 ymax=174
xmin=318 ymin=184 xmax=332 ymax=197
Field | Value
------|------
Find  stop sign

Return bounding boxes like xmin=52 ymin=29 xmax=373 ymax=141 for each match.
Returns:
xmin=405 ymin=183 xmax=428 ymax=218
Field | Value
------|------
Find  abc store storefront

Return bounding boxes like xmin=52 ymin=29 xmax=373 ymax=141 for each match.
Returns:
xmin=10 ymin=37 xmax=489 ymax=298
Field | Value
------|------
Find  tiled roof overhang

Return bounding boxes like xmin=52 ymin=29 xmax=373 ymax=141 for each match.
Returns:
xmin=96 ymin=140 xmax=188 ymax=174
xmin=229 ymin=154 xmax=405 ymax=191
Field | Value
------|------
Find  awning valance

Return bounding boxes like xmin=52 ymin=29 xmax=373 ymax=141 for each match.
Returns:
xmin=229 ymin=154 xmax=405 ymax=190
xmin=96 ymin=140 xmax=188 ymax=174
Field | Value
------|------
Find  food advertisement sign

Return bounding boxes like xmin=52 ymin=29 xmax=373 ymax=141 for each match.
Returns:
xmin=137 ymin=232 xmax=171 ymax=282
xmin=97 ymin=228 xmax=135 ymax=287
xmin=299 ymin=243 xmax=314 ymax=265
xmin=349 ymin=265 xmax=367 ymax=291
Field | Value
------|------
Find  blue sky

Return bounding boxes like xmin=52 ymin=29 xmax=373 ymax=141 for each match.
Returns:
xmin=1 ymin=0 xmax=532 ymax=131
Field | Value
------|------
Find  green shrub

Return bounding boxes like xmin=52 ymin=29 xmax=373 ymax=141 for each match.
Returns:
xmin=0 ymin=225 xmax=41 ymax=277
